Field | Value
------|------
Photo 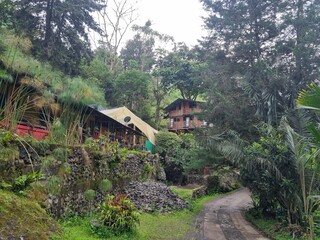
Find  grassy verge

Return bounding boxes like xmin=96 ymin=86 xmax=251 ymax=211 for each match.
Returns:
xmin=53 ymin=188 xmax=220 ymax=240
xmin=245 ymin=211 xmax=320 ymax=240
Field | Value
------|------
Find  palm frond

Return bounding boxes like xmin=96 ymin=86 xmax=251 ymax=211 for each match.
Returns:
xmin=196 ymin=128 xmax=246 ymax=166
xmin=297 ymin=82 xmax=320 ymax=110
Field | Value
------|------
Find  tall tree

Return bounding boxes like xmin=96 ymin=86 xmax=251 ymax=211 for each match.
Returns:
xmin=96 ymin=0 xmax=138 ymax=71
xmin=113 ymin=68 xmax=151 ymax=115
xmin=80 ymin=47 xmax=116 ymax=106
xmin=6 ymin=0 xmax=103 ymax=75
xmin=120 ymin=20 xmax=173 ymax=72
xmin=201 ymin=51 xmax=258 ymax=139
xmin=0 ymin=0 xmax=14 ymax=26
xmin=158 ymin=43 xmax=205 ymax=100
xmin=279 ymin=0 xmax=320 ymax=102
xmin=201 ymin=0 xmax=281 ymax=125
xmin=120 ymin=21 xmax=174 ymax=127
xmin=201 ymin=0 xmax=320 ymax=126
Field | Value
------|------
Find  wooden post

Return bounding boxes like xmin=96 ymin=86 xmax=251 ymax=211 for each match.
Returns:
xmin=133 ymin=125 xmax=136 ymax=145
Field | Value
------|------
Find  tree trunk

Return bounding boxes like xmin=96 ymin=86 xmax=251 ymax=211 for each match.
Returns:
xmin=44 ymin=0 xmax=55 ymax=57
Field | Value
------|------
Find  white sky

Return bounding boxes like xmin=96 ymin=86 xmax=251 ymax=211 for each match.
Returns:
xmin=135 ymin=0 xmax=207 ymax=46
xmin=91 ymin=0 xmax=207 ymax=50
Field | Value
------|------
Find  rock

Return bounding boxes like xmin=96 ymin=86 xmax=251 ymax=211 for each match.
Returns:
xmin=124 ymin=181 xmax=188 ymax=213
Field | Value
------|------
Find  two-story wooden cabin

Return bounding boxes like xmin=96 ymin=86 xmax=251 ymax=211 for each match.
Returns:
xmin=164 ymin=98 xmax=206 ymax=133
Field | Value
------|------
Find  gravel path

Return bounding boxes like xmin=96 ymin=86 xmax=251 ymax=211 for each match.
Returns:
xmin=185 ymin=188 xmax=270 ymax=240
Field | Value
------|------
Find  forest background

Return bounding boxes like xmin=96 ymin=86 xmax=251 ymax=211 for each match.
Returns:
xmin=1 ymin=0 xmax=320 ymax=239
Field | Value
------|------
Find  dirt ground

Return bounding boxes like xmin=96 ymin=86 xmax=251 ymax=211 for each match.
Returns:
xmin=185 ymin=188 xmax=270 ymax=240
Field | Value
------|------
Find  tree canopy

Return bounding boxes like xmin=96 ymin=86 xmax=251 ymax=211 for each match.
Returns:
xmin=2 ymin=0 xmax=103 ymax=75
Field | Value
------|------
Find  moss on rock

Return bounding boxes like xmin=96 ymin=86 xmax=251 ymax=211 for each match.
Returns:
xmin=0 ymin=190 xmax=60 ymax=239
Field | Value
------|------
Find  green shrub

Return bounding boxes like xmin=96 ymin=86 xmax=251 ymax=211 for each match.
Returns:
xmin=58 ymin=162 xmax=71 ymax=176
xmin=0 ymin=146 xmax=19 ymax=162
xmin=84 ymin=189 xmax=96 ymax=201
xmin=155 ymin=131 xmax=182 ymax=158
xmin=45 ymin=175 xmax=62 ymax=195
xmin=99 ymin=179 xmax=112 ymax=194
xmin=84 ymin=137 xmax=94 ymax=145
xmin=52 ymin=147 xmax=68 ymax=162
xmin=96 ymin=194 xmax=139 ymax=232
xmin=41 ymin=155 xmax=56 ymax=170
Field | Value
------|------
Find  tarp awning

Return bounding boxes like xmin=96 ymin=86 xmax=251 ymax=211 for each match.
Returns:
xmin=100 ymin=106 xmax=158 ymax=145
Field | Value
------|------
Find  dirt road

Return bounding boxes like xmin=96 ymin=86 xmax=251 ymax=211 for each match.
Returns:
xmin=186 ymin=188 xmax=269 ymax=240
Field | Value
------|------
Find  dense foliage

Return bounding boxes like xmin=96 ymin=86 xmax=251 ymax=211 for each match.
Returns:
xmin=242 ymin=120 xmax=320 ymax=238
xmin=0 ymin=0 xmax=103 ymax=75
xmin=1 ymin=0 xmax=320 ymax=238
xmin=97 ymin=194 xmax=140 ymax=232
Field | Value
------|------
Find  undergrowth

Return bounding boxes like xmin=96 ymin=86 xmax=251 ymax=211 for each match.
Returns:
xmin=54 ymin=188 xmax=221 ymax=240
xmin=246 ymin=209 xmax=320 ymax=240
xmin=0 ymin=190 xmax=59 ymax=239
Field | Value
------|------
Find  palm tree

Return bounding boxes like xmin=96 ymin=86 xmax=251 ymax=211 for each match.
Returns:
xmin=195 ymin=128 xmax=246 ymax=167
xmin=296 ymin=83 xmax=320 ymax=239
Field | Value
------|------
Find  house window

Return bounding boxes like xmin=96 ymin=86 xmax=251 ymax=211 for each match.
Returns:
xmin=190 ymin=102 xmax=196 ymax=109
xmin=170 ymin=118 xmax=174 ymax=128
xmin=185 ymin=116 xmax=190 ymax=127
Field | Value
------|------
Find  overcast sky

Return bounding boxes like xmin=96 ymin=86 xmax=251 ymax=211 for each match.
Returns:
xmin=135 ymin=0 xmax=207 ymax=46
xmin=91 ymin=0 xmax=207 ymax=50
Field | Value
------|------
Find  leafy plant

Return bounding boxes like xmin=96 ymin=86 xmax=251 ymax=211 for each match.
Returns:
xmin=58 ymin=162 xmax=71 ymax=176
xmin=143 ymin=163 xmax=155 ymax=179
xmin=41 ymin=155 xmax=56 ymax=171
xmin=0 ymin=181 xmax=12 ymax=190
xmin=96 ymin=194 xmax=140 ymax=233
xmin=13 ymin=171 xmax=42 ymax=193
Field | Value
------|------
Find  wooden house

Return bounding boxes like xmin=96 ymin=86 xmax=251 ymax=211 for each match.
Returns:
xmin=100 ymin=107 xmax=158 ymax=151
xmin=164 ymin=98 xmax=206 ymax=133
xmin=0 ymin=79 xmax=141 ymax=143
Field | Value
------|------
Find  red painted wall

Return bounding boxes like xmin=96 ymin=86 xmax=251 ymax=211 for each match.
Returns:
xmin=16 ymin=124 xmax=49 ymax=140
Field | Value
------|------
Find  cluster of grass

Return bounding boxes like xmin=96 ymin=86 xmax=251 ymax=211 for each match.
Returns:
xmin=0 ymin=27 xmax=106 ymax=106
xmin=170 ymin=186 xmax=193 ymax=200
xmin=246 ymin=211 xmax=320 ymax=240
xmin=0 ymin=190 xmax=59 ymax=239
xmin=53 ymin=188 xmax=220 ymax=240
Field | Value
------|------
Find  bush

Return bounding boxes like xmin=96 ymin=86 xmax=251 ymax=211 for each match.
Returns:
xmin=155 ymin=131 xmax=182 ymax=158
xmin=96 ymin=194 xmax=139 ymax=232
xmin=84 ymin=189 xmax=96 ymax=201
xmin=99 ymin=179 xmax=112 ymax=194
xmin=45 ymin=176 xmax=62 ymax=195
xmin=52 ymin=147 xmax=68 ymax=162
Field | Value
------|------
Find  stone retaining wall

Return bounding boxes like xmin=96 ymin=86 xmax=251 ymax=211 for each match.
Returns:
xmin=0 ymin=142 xmax=167 ymax=217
